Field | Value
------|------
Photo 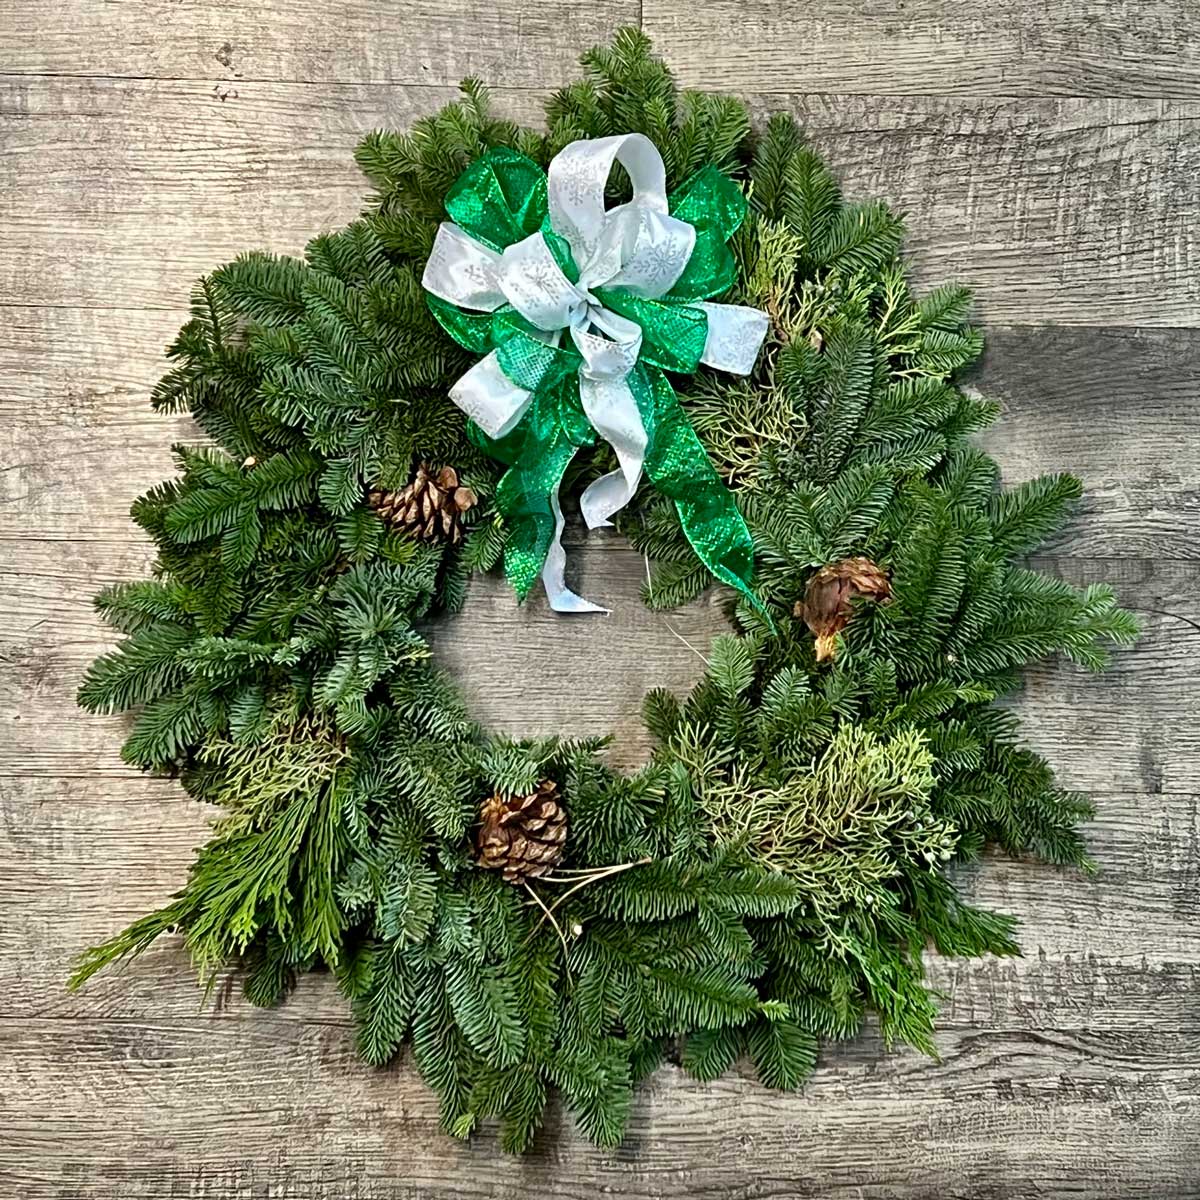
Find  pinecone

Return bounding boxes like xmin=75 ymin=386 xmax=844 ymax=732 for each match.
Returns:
xmin=795 ymin=556 xmax=891 ymax=662
xmin=369 ymin=462 xmax=478 ymax=544
xmin=476 ymin=779 xmax=568 ymax=884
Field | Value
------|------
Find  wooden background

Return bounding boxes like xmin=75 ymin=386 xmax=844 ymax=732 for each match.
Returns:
xmin=2 ymin=2 xmax=1199 ymax=1196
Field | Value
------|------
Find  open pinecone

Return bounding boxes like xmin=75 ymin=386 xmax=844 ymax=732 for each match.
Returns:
xmin=476 ymin=779 xmax=568 ymax=884
xmin=368 ymin=462 xmax=478 ymax=544
xmin=795 ymin=556 xmax=891 ymax=662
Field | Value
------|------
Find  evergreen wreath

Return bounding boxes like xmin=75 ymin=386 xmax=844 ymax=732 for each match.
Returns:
xmin=72 ymin=29 xmax=1137 ymax=1150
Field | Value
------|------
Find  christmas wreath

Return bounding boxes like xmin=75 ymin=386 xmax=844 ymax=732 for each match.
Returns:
xmin=73 ymin=30 xmax=1137 ymax=1150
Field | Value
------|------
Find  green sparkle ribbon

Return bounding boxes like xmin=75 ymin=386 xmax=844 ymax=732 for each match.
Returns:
xmin=424 ymin=142 xmax=766 ymax=611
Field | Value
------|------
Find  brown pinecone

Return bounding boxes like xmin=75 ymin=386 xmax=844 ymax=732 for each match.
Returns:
xmin=476 ymin=779 xmax=568 ymax=884
xmin=795 ymin=556 xmax=891 ymax=662
xmin=369 ymin=462 xmax=478 ymax=544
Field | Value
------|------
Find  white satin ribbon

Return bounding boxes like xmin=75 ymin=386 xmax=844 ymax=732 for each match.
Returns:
xmin=421 ymin=133 xmax=769 ymax=611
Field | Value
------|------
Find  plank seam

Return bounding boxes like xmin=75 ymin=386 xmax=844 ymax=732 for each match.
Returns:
xmin=5 ymin=72 xmax=1200 ymax=106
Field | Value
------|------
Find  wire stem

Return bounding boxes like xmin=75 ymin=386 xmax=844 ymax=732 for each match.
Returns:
xmin=522 ymin=856 xmax=652 ymax=944
xmin=523 ymin=880 xmax=573 ymax=978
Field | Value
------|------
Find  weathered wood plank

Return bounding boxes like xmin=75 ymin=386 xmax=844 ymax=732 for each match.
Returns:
xmin=2 ymin=1018 xmax=1196 ymax=1199
xmin=4 ymin=307 xmax=1200 ymax=555
xmin=4 ymin=774 xmax=1195 ymax=1028
xmin=0 ymin=77 xmax=543 ymax=313
xmin=2 ymin=308 xmax=1195 ymax=790
xmin=0 ymin=305 xmax=197 ymax=543
xmin=977 ymin=327 xmax=1200 ymax=560
xmin=2 ymin=79 xmax=1198 ymax=324
xmin=429 ymin=555 xmax=1198 ymax=790
xmin=0 ymin=545 xmax=1191 ymax=787
xmin=2 ymin=312 xmax=1193 ymax=792
xmin=7 ymin=0 xmax=1200 ymax=101
xmin=646 ymin=0 xmax=1200 ymax=99
xmin=0 ymin=0 xmax=637 ymax=87
xmin=755 ymin=94 xmax=1200 ymax=329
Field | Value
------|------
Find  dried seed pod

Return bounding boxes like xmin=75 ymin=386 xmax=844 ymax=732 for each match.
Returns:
xmin=795 ymin=556 xmax=891 ymax=662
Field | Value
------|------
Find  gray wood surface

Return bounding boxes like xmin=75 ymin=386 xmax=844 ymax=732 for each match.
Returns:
xmin=648 ymin=1 xmax=1200 ymax=98
xmin=4 ymin=81 xmax=1198 ymax=324
xmin=1 ymin=3 xmax=1198 ymax=1197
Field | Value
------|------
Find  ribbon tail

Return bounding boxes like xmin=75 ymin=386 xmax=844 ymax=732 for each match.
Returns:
xmin=577 ymin=373 xmax=647 ymax=529
xmin=634 ymin=366 xmax=770 ymax=621
xmin=541 ymin=483 xmax=608 ymax=614
xmin=486 ymin=397 xmax=606 ymax=613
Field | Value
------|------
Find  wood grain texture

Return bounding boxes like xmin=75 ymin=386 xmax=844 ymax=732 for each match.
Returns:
xmin=645 ymin=0 xmax=1200 ymax=98
xmin=2 ymin=80 xmax=1199 ymax=324
xmin=0 ymin=77 xmax=543 ymax=313
xmin=976 ymin=327 xmax=1200 ymax=559
xmin=3 ymin=775 xmax=1196 ymax=1027
xmin=2 ymin=539 xmax=1197 ymax=787
xmin=3 ymin=1018 xmax=1198 ymax=1200
xmin=2 ymin=2 xmax=1199 ymax=1196
xmin=0 ymin=0 xmax=638 ymax=87
xmin=756 ymin=94 xmax=1200 ymax=329
xmin=5 ymin=0 xmax=1198 ymax=99
xmin=4 ymin=307 xmax=1200 ymax=552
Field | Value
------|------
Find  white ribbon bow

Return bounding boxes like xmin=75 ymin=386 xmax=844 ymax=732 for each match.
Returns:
xmin=422 ymin=133 xmax=769 ymax=612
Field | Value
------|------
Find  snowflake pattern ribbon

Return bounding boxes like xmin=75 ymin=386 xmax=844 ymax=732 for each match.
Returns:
xmin=421 ymin=133 xmax=770 ymax=612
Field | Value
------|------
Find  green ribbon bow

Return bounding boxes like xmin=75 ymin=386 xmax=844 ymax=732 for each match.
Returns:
xmin=421 ymin=137 xmax=769 ymax=613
